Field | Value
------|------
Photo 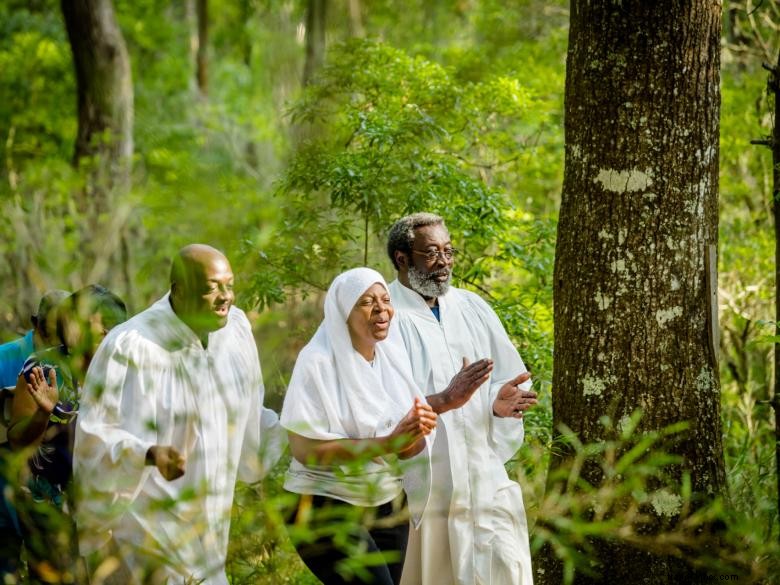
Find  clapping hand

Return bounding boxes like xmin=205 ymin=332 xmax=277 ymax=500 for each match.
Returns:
xmin=389 ymin=397 xmax=437 ymax=448
xmin=25 ymin=367 xmax=58 ymax=415
xmin=492 ymin=372 xmax=537 ymax=419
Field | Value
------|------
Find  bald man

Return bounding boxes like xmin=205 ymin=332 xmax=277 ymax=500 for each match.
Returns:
xmin=73 ymin=245 xmax=285 ymax=585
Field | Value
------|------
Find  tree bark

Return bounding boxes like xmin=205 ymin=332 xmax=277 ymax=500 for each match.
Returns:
xmin=302 ymin=0 xmax=327 ymax=86
xmin=196 ymin=0 xmax=208 ymax=95
xmin=62 ymin=0 xmax=132 ymax=190
xmin=348 ymin=0 xmax=364 ymax=38
xmin=540 ymin=1 xmax=725 ymax=582
xmin=61 ymin=0 xmax=133 ymax=289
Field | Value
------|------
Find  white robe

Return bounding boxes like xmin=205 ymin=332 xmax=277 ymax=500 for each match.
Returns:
xmin=389 ymin=280 xmax=533 ymax=585
xmin=73 ymin=295 xmax=285 ymax=584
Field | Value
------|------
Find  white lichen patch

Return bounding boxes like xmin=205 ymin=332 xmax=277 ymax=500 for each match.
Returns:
xmin=696 ymin=366 xmax=717 ymax=394
xmin=650 ymin=490 xmax=682 ymax=518
xmin=618 ymin=229 xmax=628 ymax=245
xmin=643 ymin=192 xmax=656 ymax=201
xmin=594 ymin=168 xmax=653 ymax=194
xmin=598 ymin=229 xmax=613 ymax=240
xmin=610 ymin=259 xmax=627 ymax=274
xmin=671 ymin=275 xmax=680 ymax=291
xmin=594 ymin=291 xmax=612 ymax=310
xmin=593 ymin=291 xmax=612 ymax=311
xmin=655 ymin=306 xmax=682 ymax=326
xmin=582 ymin=374 xmax=616 ymax=397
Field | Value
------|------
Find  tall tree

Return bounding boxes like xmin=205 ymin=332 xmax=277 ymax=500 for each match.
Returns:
xmin=302 ymin=0 xmax=327 ymax=86
xmin=196 ymin=0 xmax=208 ymax=95
xmin=61 ymin=0 xmax=134 ymax=289
xmin=540 ymin=1 xmax=725 ymax=582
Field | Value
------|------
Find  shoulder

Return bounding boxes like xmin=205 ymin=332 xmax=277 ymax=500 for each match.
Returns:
xmin=0 ymin=331 xmax=32 ymax=357
xmin=228 ymin=305 xmax=252 ymax=332
xmin=94 ymin=305 xmax=165 ymax=363
xmin=446 ymin=286 xmax=494 ymax=313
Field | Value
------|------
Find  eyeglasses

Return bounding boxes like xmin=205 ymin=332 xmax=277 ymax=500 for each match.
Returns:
xmin=411 ymin=248 xmax=459 ymax=262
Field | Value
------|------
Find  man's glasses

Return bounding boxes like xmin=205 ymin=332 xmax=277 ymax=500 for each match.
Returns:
xmin=411 ymin=248 xmax=459 ymax=262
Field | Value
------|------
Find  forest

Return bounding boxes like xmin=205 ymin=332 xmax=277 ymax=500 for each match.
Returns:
xmin=0 ymin=0 xmax=779 ymax=584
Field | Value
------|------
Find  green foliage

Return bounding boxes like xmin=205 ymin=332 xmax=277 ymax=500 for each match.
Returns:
xmin=2 ymin=0 xmax=779 ymax=582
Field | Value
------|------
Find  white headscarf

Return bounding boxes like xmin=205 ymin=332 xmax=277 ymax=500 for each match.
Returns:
xmin=282 ymin=267 xmax=426 ymax=439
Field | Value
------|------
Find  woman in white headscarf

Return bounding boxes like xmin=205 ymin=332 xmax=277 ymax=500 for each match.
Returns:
xmin=281 ymin=267 xmax=436 ymax=585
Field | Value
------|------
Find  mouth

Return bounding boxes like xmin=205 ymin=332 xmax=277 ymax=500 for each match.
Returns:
xmin=372 ymin=318 xmax=390 ymax=331
xmin=214 ymin=304 xmax=230 ymax=317
xmin=432 ymin=271 xmax=450 ymax=283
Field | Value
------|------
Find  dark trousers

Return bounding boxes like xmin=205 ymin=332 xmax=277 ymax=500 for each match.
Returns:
xmin=289 ymin=494 xmax=409 ymax=585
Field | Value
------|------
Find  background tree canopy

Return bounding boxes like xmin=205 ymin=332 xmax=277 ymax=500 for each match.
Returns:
xmin=0 ymin=0 xmax=778 ymax=583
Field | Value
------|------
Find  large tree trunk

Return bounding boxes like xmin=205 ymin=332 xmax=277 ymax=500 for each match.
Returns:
xmin=302 ymin=0 xmax=327 ymax=86
xmin=539 ymin=1 xmax=725 ymax=582
xmin=61 ymin=0 xmax=134 ymax=293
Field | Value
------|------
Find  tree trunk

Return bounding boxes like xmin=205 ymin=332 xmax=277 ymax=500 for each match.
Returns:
xmin=302 ymin=0 xmax=327 ymax=86
xmin=196 ymin=0 xmax=208 ymax=95
xmin=61 ymin=0 xmax=133 ymax=290
xmin=348 ymin=0 xmax=364 ymax=38
xmin=540 ymin=1 xmax=725 ymax=583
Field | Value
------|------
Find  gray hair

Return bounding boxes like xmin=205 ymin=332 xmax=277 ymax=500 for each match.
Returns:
xmin=386 ymin=212 xmax=447 ymax=269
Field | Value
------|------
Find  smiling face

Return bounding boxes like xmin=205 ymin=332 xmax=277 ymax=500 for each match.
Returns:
xmin=171 ymin=245 xmax=235 ymax=335
xmin=346 ymin=282 xmax=394 ymax=356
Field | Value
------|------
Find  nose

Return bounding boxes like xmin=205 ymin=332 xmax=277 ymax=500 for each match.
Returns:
xmin=217 ymin=286 xmax=234 ymax=303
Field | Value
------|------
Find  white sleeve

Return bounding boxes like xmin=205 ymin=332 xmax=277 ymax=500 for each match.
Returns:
xmin=73 ymin=331 xmax=157 ymax=553
xmin=468 ymin=293 xmax=530 ymax=462
xmin=238 ymin=358 xmax=286 ymax=483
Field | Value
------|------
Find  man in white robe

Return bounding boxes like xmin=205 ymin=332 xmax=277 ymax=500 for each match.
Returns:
xmin=387 ymin=213 xmax=538 ymax=585
xmin=73 ymin=244 xmax=285 ymax=584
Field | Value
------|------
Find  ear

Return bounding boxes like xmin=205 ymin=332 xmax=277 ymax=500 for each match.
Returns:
xmin=394 ymin=250 xmax=409 ymax=269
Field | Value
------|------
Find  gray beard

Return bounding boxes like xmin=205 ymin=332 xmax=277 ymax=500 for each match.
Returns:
xmin=408 ymin=265 xmax=451 ymax=298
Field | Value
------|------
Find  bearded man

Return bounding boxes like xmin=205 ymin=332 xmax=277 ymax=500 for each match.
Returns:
xmin=387 ymin=213 xmax=537 ymax=585
xmin=73 ymin=244 xmax=284 ymax=584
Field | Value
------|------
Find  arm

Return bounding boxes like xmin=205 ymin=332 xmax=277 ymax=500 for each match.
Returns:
xmin=289 ymin=398 xmax=436 ymax=466
xmin=7 ymin=368 xmax=58 ymax=449
xmin=74 ymin=336 xmax=157 ymax=493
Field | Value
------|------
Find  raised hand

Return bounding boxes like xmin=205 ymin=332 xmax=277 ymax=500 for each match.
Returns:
xmin=492 ymin=372 xmax=537 ymax=418
xmin=147 ymin=445 xmax=186 ymax=481
xmin=431 ymin=357 xmax=494 ymax=413
xmin=388 ymin=397 xmax=437 ymax=450
xmin=25 ymin=367 xmax=58 ymax=415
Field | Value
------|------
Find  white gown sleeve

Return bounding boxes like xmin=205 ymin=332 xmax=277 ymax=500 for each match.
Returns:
xmin=73 ymin=330 xmax=157 ymax=553
xmin=237 ymin=359 xmax=286 ymax=483
xmin=467 ymin=293 xmax=530 ymax=462
xmin=229 ymin=310 xmax=287 ymax=483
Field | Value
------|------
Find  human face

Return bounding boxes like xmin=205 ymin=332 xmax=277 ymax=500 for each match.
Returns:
xmin=347 ymin=283 xmax=394 ymax=355
xmin=176 ymin=257 xmax=235 ymax=333
xmin=60 ymin=312 xmax=113 ymax=371
xmin=406 ymin=224 xmax=454 ymax=298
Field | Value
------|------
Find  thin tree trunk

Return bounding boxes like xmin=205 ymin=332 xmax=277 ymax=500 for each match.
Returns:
xmin=348 ymin=0 xmax=364 ymax=38
xmin=302 ymin=0 xmax=327 ymax=86
xmin=196 ymin=0 xmax=208 ymax=95
xmin=539 ymin=1 xmax=725 ymax=582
